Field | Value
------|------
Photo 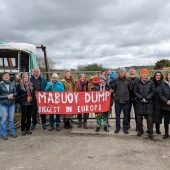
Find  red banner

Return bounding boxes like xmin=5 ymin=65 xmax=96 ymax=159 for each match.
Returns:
xmin=36 ymin=91 xmax=111 ymax=114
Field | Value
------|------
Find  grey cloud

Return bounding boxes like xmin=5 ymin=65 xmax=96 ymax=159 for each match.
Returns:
xmin=0 ymin=0 xmax=170 ymax=69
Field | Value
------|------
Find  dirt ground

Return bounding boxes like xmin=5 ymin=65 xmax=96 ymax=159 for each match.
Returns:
xmin=0 ymin=120 xmax=170 ymax=170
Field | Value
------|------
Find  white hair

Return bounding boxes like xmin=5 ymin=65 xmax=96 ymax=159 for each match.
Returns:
xmin=51 ymin=73 xmax=59 ymax=79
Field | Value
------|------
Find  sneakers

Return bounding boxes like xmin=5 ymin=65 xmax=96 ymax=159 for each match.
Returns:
xmin=148 ymin=133 xmax=153 ymax=139
xmin=48 ymin=127 xmax=54 ymax=131
xmin=78 ymin=123 xmax=82 ymax=128
xmin=83 ymin=122 xmax=88 ymax=129
xmin=11 ymin=134 xmax=17 ymax=138
xmin=104 ymin=127 xmax=109 ymax=132
xmin=42 ymin=124 xmax=46 ymax=130
xmin=163 ymin=134 xmax=169 ymax=139
xmin=1 ymin=136 xmax=8 ymax=140
xmin=56 ymin=127 xmax=61 ymax=131
xmin=124 ymin=130 xmax=129 ymax=134
xmin=137 ymin=131 xmax=144 ymax=137
xmin=156 ymin=130 xmax=161 ymax=134
xmin=25 ymin=130 xmax=32 ymax=135
xmin=21 ymin=131 xmax=26 ymax=135
xmin=95 ymin=127 xmax=100 ymax=132
xmin=31 ymin=125 xmax=36 ymax=130
xmin=114 ymin=129 xmax=120 ymax=134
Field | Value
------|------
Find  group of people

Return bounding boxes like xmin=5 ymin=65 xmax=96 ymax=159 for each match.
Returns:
xmin=0 ymin=67 xmax=170 ymax=140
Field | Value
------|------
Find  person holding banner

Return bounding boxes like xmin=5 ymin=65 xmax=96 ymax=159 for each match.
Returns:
xmin=61 ymin=70 xmax=75 ymax=129
xmin=93 ymin=75 xmax=112 ymax=132
xmin=30 ymin=68 xmax=47 ymax=130
xmin=74 ymin=73 xmax=91 ymax=129
xmin=0 ymin=72 xmax=17 ymax=140
xmin=16 ymin=73 xmax=35 ymax=135
xmin=45 ymin=73 xmax=64 ymax=131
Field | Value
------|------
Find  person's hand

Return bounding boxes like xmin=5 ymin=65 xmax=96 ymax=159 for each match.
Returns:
xmin=109 ymin=89 xmax=113 ymax=93
xmin=167 ymin=100 xmax=170 ymax=105
xmin=8 ymin=94 xmax=14 ymax=100
xmin=50 ymin=82 xmax=53 ymax=86
xmin=141 ymin=98 xmax=148 ymax=103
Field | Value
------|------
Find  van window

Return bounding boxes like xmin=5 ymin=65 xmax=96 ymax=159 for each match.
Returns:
xmin=0 ymin=50 xmax=18 ymax=68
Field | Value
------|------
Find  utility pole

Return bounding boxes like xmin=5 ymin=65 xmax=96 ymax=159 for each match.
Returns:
xmin=36 ymin=44 xmax=50 ymax=81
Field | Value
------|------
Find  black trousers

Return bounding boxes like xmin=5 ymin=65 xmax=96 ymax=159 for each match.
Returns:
xmin=128 ymin=101 xmax=138 ymax=127
xmin=163 ymin=110 xmax=170 ymax=125
xmin=32 ymin=105 xmax=46 ymax=126
xmin=137 ymin=114 xmax=153 ymax=133
xmin=21 ymin=105 xmax=33 ymax=131
xmin=77 ymin=114 xmax=89 ymax=123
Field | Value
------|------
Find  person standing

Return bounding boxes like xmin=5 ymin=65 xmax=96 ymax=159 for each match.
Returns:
xmin=112 ymin=68 xmax=131 ymax=134
xmin=17 ymin=73 xmax=35 ymax=135
xmin=159 ymin=71 xmax=170 ymax=139
xmin=45 ymin=73 xmax=64 ymax=131
xmin=134 ymin=69 xmax=155 ymax=139
xmin=74 ymin=73 xmax=91 ymax=129
xmin=30 ymin=67 xmax=47 ymax=130
xmin=128 ymin=68 xmax=139 ymax=130
xmin=0 ymin=72 xmax=17 ymax=140
xmin=152 ymin=71 xmax=164 ymax=134
xmin=61 ymin=71 xmax=75 ymax=129
xmin=93 ymin=75 xmax=112 ymax=132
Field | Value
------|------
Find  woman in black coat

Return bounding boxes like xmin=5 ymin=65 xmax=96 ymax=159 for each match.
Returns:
xmin=17 ymin=73 xmax=36 ymax=135
xmin=152 ymin=71 xmax=164 ymax=134
xmin=159 ymin=71 xmax=170 ymax=139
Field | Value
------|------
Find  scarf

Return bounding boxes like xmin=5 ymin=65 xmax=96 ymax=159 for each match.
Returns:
xmin=99 ymin=84 xmax=106 ymax=91
xmin=24 ymin=82 xmax=32 ymax=103
xmin=141 ymin=78 xmax=148 ymax=84
xmin=76 ymin=80 xmax=88 ymax=92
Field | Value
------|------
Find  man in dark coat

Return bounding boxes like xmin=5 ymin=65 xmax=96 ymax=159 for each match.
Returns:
xmin=128 ymin=68 xmax=139 ymax=130
xmin=134 ymin=69 xmax=155 ymax=138
xmin=112 ymin=68 xmax=131 ymax=134
xmin=30 ymin=67 xmax=47 ymax=130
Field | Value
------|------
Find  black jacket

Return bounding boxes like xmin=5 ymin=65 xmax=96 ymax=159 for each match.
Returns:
xmin=153 ymin=80 xmax=163 ymax=123
xmin=16 ymin=82 xmax=36 ymax=106
xmin=159 ymin=81 xmax=170 ymax=111
xmin=134 ymin=78 xmax=155 ymax=115
xmin=111 ymin=77 xmax=131 ymax=103
xmin=130 ymin=77 xmax=139 ymax=101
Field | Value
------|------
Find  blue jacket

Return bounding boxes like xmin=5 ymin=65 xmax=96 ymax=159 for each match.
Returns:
xmin=45 ymin=81 xmax=64 ymax=92
xmin=0 ymin=81 xmax=17 ymax=105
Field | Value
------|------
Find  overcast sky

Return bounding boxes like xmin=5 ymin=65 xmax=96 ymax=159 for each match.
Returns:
xmin=0 ymin=0 xmax=170 ymax=69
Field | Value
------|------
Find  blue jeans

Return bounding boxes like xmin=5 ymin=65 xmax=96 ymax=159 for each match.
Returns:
xmin=49 ymin=114 xmax=60 ymax=127
xmin=115 ymin=103 xmax=130 ymax=130
xmin=0 ymin=104 xmax=16 ymax=137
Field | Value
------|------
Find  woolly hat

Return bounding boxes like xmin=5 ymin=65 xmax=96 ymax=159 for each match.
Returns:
xmin=118 ymin=67 xmax=126 ymax=73
xmin=99 ymin=75 xmax=107 ymax=82
xmin=140 ymin=69 xmax=149 ymax=75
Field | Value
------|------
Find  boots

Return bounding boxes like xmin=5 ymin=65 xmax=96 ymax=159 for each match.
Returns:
xmin=163 ymin=124 xmax=169 ymax=139
xmin=63 ymin=118 xmax=67 ymax=129
xmin=156 ymin=124 xmax=161 ymax=134
xmin=83 ymin=122 xmax=88 ymax=129
xmin=67 ymin=119 xmax=72 ymax=129
xmin=78 ymin=122 xmax=82 ymax=128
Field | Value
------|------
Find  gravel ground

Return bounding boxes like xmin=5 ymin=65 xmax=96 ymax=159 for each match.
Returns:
xmin=0 ymin=120 xmax=170 ymax=170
